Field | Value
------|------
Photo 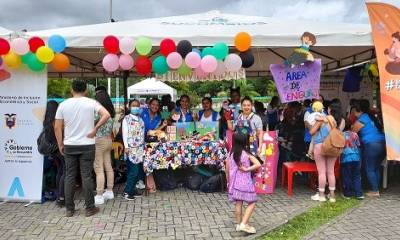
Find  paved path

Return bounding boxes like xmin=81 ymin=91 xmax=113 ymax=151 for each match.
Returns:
xmin=0 ymin=184 xmax=316 ymax=240
xmin=306 ymin=186 xmax=400 ymax=240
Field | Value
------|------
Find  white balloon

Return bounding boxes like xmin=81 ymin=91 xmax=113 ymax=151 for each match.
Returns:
xmin=224 ymin=54 xmax=242 ymax=72
xmin=119 ymin=37 xmax=135 ymax=55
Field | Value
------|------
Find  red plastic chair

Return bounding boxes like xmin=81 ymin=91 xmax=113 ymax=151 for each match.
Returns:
xmin=281 ymin=161 xmax=318 ymax=197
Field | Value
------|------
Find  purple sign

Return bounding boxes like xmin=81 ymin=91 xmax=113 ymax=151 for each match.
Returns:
xmin=270 ymin=59 xmax=321 ymax=103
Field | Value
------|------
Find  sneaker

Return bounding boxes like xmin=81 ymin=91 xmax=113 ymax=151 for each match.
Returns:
xmin=94 ymin=195 xmax=105 ymax=205
xmin=103 ymin=190 xmax=114 ymax=200
xmin=341 ymin=194 xmax=351 ymax=200
xmin=311 ymin=193 xmax=326 ymax=202
xmin=238 ymin=223 xmax=256 ymax=234
xmin=66 ymin=209 xmax=75 ymax=217
xmin=85 ymin=207 xmax=100 ymax=217
xmin=235 ymin=224 xmax=240 ymax=232
xmin=124 ymin=194 xmax=136 ymax=201
xmin=356 ymin=195 xmax=365 ymax=200
xmin=327 ymin=194 xmax=336 ymax=203
xmin=136 ymin=180 xmax=146 ymax=190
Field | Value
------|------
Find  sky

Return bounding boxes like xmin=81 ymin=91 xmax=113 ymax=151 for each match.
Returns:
xmin=1 ymin=0 xmax=400 ymax=31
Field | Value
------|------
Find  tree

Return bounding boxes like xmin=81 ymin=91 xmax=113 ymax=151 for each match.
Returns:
xmin=47 ymin=78 xmax=71 ymax=98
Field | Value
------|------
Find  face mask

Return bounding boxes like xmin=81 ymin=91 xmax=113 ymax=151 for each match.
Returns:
xmin=130 ymin=107 xmax=140 ymax=115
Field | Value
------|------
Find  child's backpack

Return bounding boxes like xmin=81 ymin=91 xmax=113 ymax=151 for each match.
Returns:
xmin=322 ymin=117 xmax=345 ymax=158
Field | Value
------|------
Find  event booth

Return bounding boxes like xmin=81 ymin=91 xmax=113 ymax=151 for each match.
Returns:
xmin=127 ymin=77 xmax=177 ymax=101
xmin=1 ymin=11 xmax=383 ymax=202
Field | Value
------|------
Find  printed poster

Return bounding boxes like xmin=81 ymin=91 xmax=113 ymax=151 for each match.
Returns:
xmin=366 ymin=2 xmax=400 ymax=160
xmin=0 ymin=69 xmax=47 ymax=202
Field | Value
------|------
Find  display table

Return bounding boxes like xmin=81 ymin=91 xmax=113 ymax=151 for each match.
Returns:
xmin=143 ymin=140 xmax=228 ymax=174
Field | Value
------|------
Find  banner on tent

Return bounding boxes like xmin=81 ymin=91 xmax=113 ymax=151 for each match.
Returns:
xmin=366 ymin=2 xmax=400 ymax=161
xmin=0 ymin=69 xmax=47 ymax=201
xmin=156 ymin=68 xmax=246 ymax=82
xmin=270 ymin=59 xmax=321 ymax=103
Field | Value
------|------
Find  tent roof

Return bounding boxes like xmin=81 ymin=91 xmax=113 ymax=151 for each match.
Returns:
xmin=0 ymin=26 xmax=13 ymax=37
xmin=127 ymin=78 xmax=177 ymax=94
xmin=25 ymin=11 xmax=374 ymax=78
xmin=28 ymin=10 xmax=372 ymax=47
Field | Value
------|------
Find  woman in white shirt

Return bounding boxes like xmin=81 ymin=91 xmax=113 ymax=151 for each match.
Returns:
xmin=198 ymin=97 xmax=220 ymax=122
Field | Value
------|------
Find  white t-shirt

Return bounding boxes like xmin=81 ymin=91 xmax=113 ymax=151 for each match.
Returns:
xmin=55 ymin=97 xmax=101 ymax=145
xmin=199 ymin=112 xmax=221 ymax=122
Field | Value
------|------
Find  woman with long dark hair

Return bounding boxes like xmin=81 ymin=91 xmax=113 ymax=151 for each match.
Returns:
xmin=226 ymin=97 xmax=264 ymax=156
xmin=352 ymin=99 xmax=385 ymax=197
xmin=226 ymin=132 xmax=261 ymax=234
xmin=93 ymin=90 xmax=115 ymax=205
xmin=43 ymin=100 xmax=65 ymax=206
xmin=309 ymin=101 xmax=343 ymax=202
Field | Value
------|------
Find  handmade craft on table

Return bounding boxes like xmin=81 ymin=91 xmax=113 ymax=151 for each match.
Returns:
xmin=143 ymin=140 xmax=228 ymax=174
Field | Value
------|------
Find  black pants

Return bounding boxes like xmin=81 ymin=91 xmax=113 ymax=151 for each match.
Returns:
xmin=64 ymin=145 xmax=95 ymax=211
xmin=53 ymin=152 xmax=65 ymax=199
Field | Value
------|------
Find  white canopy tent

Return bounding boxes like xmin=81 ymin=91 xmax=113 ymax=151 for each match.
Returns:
xmin=0 ymin=26 xmax=13 ymax=37
xmin=127 ymin=78 xmax=177 ymax=101
xmin=25 ymin=11 xmax=374 ymax=78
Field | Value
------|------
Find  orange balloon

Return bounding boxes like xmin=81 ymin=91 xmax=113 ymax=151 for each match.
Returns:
xmin=234 ymin=32 xmax=252 ymax=52
xmin=51 ymin=53 xmax=70 ymax=71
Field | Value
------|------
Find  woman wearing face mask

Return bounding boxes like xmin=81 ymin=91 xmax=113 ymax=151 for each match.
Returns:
xmin=122 ymin=100 xmax=145 ymax=200
xmin=226 ymin=97 xmax=264 ymax=156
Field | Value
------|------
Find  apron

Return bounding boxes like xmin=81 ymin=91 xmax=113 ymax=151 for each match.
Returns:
xmin=235 ymin=113 xmax=258 ymax=155
xmin=125 ymin=114 xmax=145 ymax=164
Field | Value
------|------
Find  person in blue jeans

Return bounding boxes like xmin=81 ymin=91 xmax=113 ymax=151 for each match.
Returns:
xmin=341 ymin=123 xmax=363 ymax=199
xmin=352 ymin=100 xmax=385 ymax=197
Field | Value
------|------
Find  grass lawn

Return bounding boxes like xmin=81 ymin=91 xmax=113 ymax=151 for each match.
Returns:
xmin=260 ymin=197 xmax=361 ymax=240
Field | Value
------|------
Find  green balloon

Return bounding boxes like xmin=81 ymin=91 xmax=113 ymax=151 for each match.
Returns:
xmin=177 ymin=63 xmax=192 ymax=76
xmin=27 ymin=54 xmax=45 ymax=72
xmin=136 ymin=37 xmax=152 ymax=56
xmin=152 ymin=56 xmax=169 ymax=74
xmin=22 ymin=52 xmax=34 ymax=64
xmin=213 ymin=42 xmax=229 ymax=60
xmin=201 ymin=47 xmax=215 ymax=58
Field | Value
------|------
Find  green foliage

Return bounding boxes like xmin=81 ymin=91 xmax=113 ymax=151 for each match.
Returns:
xmin=261 ymin=197 xmax=360 ymax=240
xmin=47 ymin=78 xmax=71 ymax=98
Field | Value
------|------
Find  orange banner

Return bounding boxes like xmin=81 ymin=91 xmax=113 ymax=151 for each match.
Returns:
xmin=367 ymin=2 xmax=400 ymax=160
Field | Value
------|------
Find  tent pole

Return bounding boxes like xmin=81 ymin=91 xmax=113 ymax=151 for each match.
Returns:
xmin=123 ymin=71 xmax=129 ymax=110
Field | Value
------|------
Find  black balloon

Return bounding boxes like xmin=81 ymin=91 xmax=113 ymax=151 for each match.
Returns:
xmin=239 ymin=50 xmax=255 ymax=68
xmin=176 ymin=40 xmax=192 ymax=58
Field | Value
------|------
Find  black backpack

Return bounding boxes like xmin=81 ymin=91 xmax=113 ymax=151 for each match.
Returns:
xmin=37 ymin=130 xmax=58 ymax=156
xmin=154 ymin=169 xmax=178 ymax=191
xmin=199 ymin=172 xmax=226 ymax=193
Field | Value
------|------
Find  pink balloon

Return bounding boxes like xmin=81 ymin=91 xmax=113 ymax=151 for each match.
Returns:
xmin=185 ymin=51 xmax=201 ymax=68
xmin=213 ymin=61 xmax=226 ymax=76
xmin=102 ymin=53 xmax=119 ymax=72
xmin=200 ymin=55 xmax=217 ymax=73
xmin=119 ymin=54 xmax=134 ymax=70
xmin=224 ymin=54 xmax=242 ymax=72
xmin=119 ymin=37 xmax=135 ymax=55
xmin=11 ymin=38 xmax=29 ymax=55
xmin=195 ymin=67 xmax=208 ymax=78
xmin=166 ymin=52 xmax=182 ymax=69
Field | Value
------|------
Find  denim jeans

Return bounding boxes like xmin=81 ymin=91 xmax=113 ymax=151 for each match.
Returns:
xmin=341 ymin=161 xmax=363 ymax=197
xmin=64 ymin=145 xmax=96 ymax=211
xmin=124 ymin=160 xmax=140 ymax=195
xmin=362 ymin=141 xmax=385 ymax=192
